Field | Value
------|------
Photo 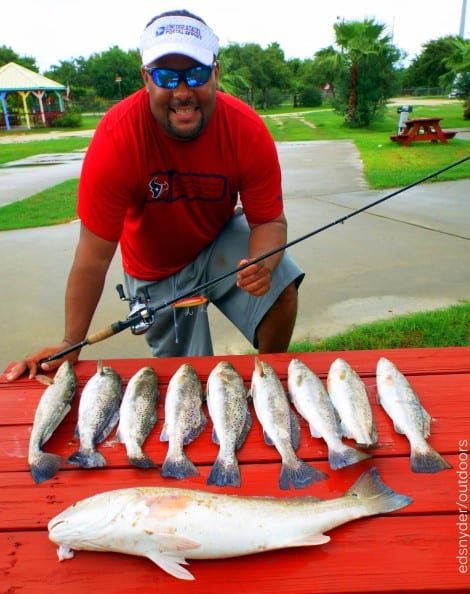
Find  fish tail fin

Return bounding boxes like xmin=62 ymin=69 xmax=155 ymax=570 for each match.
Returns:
xmin=206 ymin=455 xmax=241 ymax=488
xmin=279 ymin=458 xmax=328 ymax=490
xmin=328 ymin=444 xmax=371 ymax=470
xmin=161 ymin=452 xmax=199 ymax=480
xmin=30 ymin=452 xmax=63 ymax=484
xmin=128 ymin=453 xmax=158 ymax=469
xmin=410 ymin=444 xmax=453 ymax=473
xmin=66 ymin=449 xmax=107 ymax=468
xmin=347 ymin=467 xmax=413 ymax=514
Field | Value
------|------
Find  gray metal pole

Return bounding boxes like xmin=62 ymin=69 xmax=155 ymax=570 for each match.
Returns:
xmin=460 ymin=0 xmax=467 ymax=37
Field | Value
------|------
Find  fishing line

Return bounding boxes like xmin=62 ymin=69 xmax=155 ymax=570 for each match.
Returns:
xmin=39 ymin=154 xmax=469 ymax=364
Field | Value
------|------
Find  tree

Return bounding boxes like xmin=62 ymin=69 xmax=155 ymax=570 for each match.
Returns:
xmin=259 ymin=42 xmax=291 ymax=108
xmin=403 ymin=36 xmax=461 ymax=90
xmin=84 ymin=47 xmax=142 ymax=99
xmin=45 ymin=59 xmax=81 ymax=87
xmin=439 ymin=37 xmax=470 ymax=119
xmin=303 ymin=47 xmax=339 ymax=100
xmin=217 ymin=51 xmax=250 ymax=98
xmin=220 ymin=42 xmax=289 ymax=109
xmin=47 ymin=47 xmax=144 ymax=101
xmin=332 ymin=18 xmax=399 ymax=125
xmin=0 ymin=45 xmax=38 ymax=71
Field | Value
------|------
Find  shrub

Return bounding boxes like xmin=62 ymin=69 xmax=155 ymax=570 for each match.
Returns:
xmin=50 ymin=111 xmax=82 ymax=128
xmin=300 ymin=86 xmax=323 ymax=107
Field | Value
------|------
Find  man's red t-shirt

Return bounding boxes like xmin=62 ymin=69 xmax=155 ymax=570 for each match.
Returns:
xmin=78 ymin=89 xmax=283 ymax=280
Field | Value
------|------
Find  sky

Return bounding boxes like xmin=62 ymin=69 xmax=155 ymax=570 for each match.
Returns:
xmin=1 ymin=0 xmax=468 ymax=72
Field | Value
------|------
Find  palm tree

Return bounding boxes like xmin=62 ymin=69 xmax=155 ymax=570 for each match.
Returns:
xmin=440 ymin=37 xmax=470 ymax=119
xmin=333 ymin=19 xmax=391 ymax=123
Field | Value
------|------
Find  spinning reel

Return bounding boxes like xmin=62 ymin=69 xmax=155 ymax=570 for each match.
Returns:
xmin=115 ymin=284 xmax=155 ymax=335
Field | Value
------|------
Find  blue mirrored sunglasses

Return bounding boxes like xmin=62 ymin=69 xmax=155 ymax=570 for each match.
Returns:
xmin=144 ymin=63 xmax=215 ymax=89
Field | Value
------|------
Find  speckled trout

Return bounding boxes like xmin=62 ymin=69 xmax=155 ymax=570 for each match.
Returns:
xmin=116 ymin=366 xmax=159 ymax=468
xmin=160 ymin=363 xmax=207 ymax=479
xmin=376 ymin=357 xmax=452 ymax=473
xmin=48 ymin=467 xmax=412 ymax=580
xmin=327 ymin=358 xmax=378 ymax=447
xmin=67 ymin=361 xmax=122 ymax=468
xmin=206 ymin=361 xmax=251 ymax=487
xmin=28 ymin=360 xmax=77 ymax=484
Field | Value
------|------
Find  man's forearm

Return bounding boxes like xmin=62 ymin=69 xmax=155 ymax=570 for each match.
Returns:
xmin=63 ymin=263 xmax=108 ymax=346
xmin=248 ymin=219 xmax=287 ymax=272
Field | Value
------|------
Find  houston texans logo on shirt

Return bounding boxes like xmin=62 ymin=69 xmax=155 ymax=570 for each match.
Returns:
xmin=148 ymin=175 xmax=169 ymax=200
xmin=147 ymin=171 xmax=227 ymax=203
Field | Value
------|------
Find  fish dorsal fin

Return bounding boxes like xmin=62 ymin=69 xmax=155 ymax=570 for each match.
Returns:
xmin=160 ymin=424 xmax=169 ymax=442
xmin=392 ymin=420 xmax=407 ymax=435
xmin=145 ymin=534 xmax=200 ymax=580
xmin=263 ymin=429 xmax=274 ymax=446
xmin=308 ymin=423 xmax=322 ymax=439
xmin=35 ymin=374 xmax=53 ymax=386
xmin=183 ymin=412 xmax=207 ymax=445
xmin=420 ymin=407 xmax=432 ymax=438
xmin=236 ymin=409 xmax=252 ymax=450
xmin=289 ymin=409 xmax=301 ymax=450
xmin=254 ymin=357 xmax=265 ymax=377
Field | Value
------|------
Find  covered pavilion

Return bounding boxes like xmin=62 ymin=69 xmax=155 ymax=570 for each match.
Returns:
xmin=0 ymin=62 xmax=66 ymax=131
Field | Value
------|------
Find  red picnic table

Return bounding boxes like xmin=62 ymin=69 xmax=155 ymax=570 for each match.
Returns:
xmin=390 ymin=117 xmax=457 ymax=146
xmin=1 ymin=347 xmax=469 ymax=593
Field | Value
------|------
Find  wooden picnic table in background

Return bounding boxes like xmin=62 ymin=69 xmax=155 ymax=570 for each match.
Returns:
xmin=390 ymin=117 xmax=457 ymax=146
xmin=1 ymin=347 xmax=469 ymax=593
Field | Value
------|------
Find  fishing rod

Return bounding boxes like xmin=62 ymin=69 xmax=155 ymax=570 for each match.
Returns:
xmin=39 ymin=154 xmax=470 ymax=364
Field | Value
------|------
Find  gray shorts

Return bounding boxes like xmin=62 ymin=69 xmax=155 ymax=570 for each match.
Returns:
xmin=124 ymin=211 xmax=304 ymax=357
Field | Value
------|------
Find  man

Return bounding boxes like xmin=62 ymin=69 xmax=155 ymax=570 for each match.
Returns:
xmin=6 ymin=9 xmax=303 ymax=381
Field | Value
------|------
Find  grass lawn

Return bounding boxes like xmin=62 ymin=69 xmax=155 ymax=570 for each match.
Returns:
xmin=0 ymin=137 xmax=90 ymax=166
xmin=289 ymin=301 xmax=470 ymax=351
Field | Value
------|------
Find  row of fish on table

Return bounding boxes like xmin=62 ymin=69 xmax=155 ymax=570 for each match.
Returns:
xmin=29 ymin=355 xmax=450 ymax=579
xmin=28 ymin=355 xmax=452 ymax=487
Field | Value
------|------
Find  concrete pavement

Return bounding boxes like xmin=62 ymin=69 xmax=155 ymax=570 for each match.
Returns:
xmin=0 ymin=128 xmax=93 ymax=207
xmin=1 ymin=139 xmax=469 ymax=372
xmin=0 ymin=152 xmax=85 ymax=207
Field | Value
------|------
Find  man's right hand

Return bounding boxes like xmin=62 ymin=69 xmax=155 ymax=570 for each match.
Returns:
xmin=4 ymin=343 xmax=80 ymax=381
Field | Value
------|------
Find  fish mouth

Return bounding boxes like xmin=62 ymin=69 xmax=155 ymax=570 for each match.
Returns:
xmin=48 ymin=518 xmax=66 ymax=532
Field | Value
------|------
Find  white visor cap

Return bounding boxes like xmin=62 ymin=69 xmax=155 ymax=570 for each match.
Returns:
xmin=140 ymin=15 xmax=219 ymax=67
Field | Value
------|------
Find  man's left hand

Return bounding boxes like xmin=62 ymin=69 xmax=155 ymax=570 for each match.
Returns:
xmin=236 ymin=258 xmax=271 ymax=296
